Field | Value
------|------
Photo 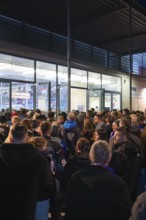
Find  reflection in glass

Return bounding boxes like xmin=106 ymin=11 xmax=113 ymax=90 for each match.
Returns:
xmin=88 ymin=72 xmax=101 ymax=89
xmin=36 ymin=61 xmax=56 ymax=111
xmin=105 ymin=93 xmax=111 ymax=110
xmin=36 ymin=84 xmax=49 ymax=113
xmin=58 ymin=66 xmax=68 ymax=112
xmin=0 ymin=54 xmax=34 ymax=81
xmin=12 ymin=82 xmax=34 ymax=110
xmin=0 ymin=82 xmax=10 ymax=111
xmin=112 ymin=94 xmax=121 ymax=110
xmin=102 ymin=75 xmax=121 ymax=92
xmin=71 ymin=88 xmax=86 ymax=112
xmin=89 ymin=90 xmax=103 ymax=112
xmin=71 ymin=68 xmax=87 ymax=88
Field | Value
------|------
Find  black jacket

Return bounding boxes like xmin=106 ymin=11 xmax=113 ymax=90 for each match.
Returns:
xmin=0 ymin=143 xmax=52 ymax=220
xmin=61 ymin=152 xmax=91 ymax=190
xmin=110 ymin=141 xmax=141 ymax=202
xmin=65 ymin=165 xmax=132 ymax=220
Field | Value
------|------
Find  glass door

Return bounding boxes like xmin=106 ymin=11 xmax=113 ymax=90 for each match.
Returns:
xmin=105 ymin=93 xmax=112 ymax=110
xmin=89 ymin=89 xmax=104 ymax=112
xmin=71 ymin=88 xmax=87 ymax=112
xmin=57 ymin=85 xmax=68 ymax=113
xmin=36 ymin=83 xmax=50 ymax=114
xmin=0 ymin=82 xmax=10 ymax=111
xmin=112 ymin=93 xmax=121 ymax=110
xmin=105 ymin=92 xmax=121 ymax=110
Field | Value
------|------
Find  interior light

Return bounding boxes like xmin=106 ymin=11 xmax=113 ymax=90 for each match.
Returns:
xmin=142 ymin=88 xmax=146 ymax=99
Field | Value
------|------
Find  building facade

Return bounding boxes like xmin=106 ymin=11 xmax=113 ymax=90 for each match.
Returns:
xmin=0 ymin=15 xmax=146 ymax=113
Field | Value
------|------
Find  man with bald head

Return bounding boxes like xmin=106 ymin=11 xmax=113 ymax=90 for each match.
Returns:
xmin=64 ymin=140 xmax=132 ymax=220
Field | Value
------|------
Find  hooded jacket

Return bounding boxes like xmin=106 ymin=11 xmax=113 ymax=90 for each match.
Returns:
xmin=109 ymin=141 xmax=141 ymax=202
xmin=0 ymin=143 xmax=52 ymax=220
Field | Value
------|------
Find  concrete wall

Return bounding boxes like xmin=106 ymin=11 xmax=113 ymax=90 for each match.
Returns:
xmin=132 ymin=77 xmax=146 ymax=111
xmin=121 ymin=75 xmax=130 ymax=109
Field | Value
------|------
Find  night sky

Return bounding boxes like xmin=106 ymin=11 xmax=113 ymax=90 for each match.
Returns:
xmin=135 ymin=0 xmax=146 ymax=9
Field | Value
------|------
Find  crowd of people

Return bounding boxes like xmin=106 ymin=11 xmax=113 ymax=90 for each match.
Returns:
xmin=0 ymin=107 xmax=146 ymax=220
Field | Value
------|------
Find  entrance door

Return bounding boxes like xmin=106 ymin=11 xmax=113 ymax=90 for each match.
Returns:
xmin=71 ymin=88 xmax=87 ymax=112
xmin=0 ymin=82 xmax=10 ymax=111
xmin=105 ymin=92 xmax=121 ymax=110
xmin=57 ymin=84 xmax=68 ymax=114
xmin=89 ymin=89 xmax=104 ymax=112
xmin=36 ymin=83 xmax=50 ymax=113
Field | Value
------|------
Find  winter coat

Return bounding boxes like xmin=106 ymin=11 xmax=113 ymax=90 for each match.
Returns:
xmin=65 ymin=165 xmax=132 ymax=220
xmin=109 ymin=141 xmax=141 ymax=202
xmin=0 ymin=143 xmax=52 ymax=220
xmin=61 ymin=152 xmax=91 ymax=190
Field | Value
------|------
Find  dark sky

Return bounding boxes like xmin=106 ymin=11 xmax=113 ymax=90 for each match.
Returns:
xmin=135 ymin=0 xmax=146 ymax=9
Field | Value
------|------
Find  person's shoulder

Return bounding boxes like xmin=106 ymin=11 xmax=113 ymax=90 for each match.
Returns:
xmin=130 ymin=192 xmax=146 ymax=220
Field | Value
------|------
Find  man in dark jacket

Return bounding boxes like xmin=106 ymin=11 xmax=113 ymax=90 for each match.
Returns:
xmin=109 ymin=127 xmax=141 ymax=202
xmin=64 ymin=140 xmax=132 ymax=220
xmin=0 ymin=124 xmax=53 ymax=220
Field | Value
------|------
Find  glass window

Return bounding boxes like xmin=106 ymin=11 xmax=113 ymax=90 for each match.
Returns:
xmin=58 ymin=65 xmax=68 ymax=86
xmin=0 ymin=82 xmax=10 ymax=111
xmin=36 ymin=61 xmax=56 ymax=111
xmin=71 ymin=88 xmax=86 ymax=112
xmin=102 ymin=74 xmax=121 ymax=92
xmin=0 ymin=54 xmax=34 ymax=81
xmin=58 ymin=65 xmax=68 ymax=112
xmin=89 ymin=90 xmax=103 ymax=112
xmin=88 ymin=72 xmax=101 ymax=89
xmin=36 ymin=84 xmax=49 ymax=114
xmin=36 ymin=61 xmax=56 ymax=83
xmin=113 ymin=93 xmax=121 ymax=110
xmin=12 ymin=82 xmax=34 ymax=110
xmin=105 ymin=93 xmax=111 ymax=110
xmin=71 ymin=68 xmax=87 ymax=88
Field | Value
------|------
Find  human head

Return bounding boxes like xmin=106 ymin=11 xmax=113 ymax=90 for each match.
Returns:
xmin=48 ymin=111 xmax=55 ymax=123
xmin=40 ymin=121 xmax=52 ymax=137
xmin=76 ymin=138 xmax=90 ymax=153
xmin=114 ymin=127 xmax=128 ymax=144
xmin=57 ymin=113 xmax=66 ymax=124
xmin=51 ymin=121 xmax=61 ymax=137
xmin=30 ymin=136 xmax=47 ymax=151
xmin=122 ymin=108 xmax=130 ymax=116
xmin=119 ymin=117 xmax=131 ymax=131
xmin=20 ymin=108 xmax=27 ymax=116
xmin=93 ymin=114 xmax=102 ymax=124
xmin=11 ymin=116 xmax=21 ymax=125
xmin=89 ymin=140 xmax=111 ymax=165
xmin=10 ymin=125 xmax=28 ymax=143
xmin=86 ymin=110 xmax=93 ymax=118
xmin=94 ymin=128 xmax=108 ymax=141
xmin=0 ymin=115 xmax=7 ymax=124
xmin=112 ymin=120 xmax=120 ymax=131
xmin=130 ymin=113 xmax=138 ymax=124
xmin=67 ymin=112 xmax=77 ymax=121
xmin=20 ymin=118 xmax=33 ymax=130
